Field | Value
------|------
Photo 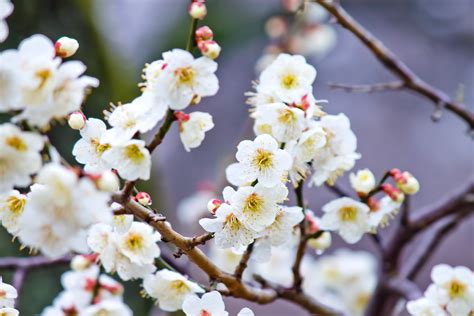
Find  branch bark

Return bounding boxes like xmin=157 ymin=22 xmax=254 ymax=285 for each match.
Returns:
xmin=315 ymin=0 xmax=474 ymax=130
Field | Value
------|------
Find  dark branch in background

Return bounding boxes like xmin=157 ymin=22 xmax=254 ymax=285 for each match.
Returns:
xmin=324 ymin=183 xmax=351 ymax=198
xmin=315 ymin=0 xmax=474 ymax=130
xmin=328 ymin=81 xmax=404 ymax=93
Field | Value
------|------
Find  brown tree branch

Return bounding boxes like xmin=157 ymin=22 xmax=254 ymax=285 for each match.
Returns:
xmin=328 ymin=81 xmax=405 ymax=93
xmin=315 ymin=0 xmax=474 ymax=130
xmin=112 ymin=195 xmax=340 ymax=315
xmin=234 ymin=242 xmax=254 ymax=280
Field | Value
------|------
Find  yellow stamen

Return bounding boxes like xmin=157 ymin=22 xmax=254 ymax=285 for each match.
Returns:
xmin=339 ymin=206 xmax=358 ymax=222
xmin=124 ymin=144 xmax=144 ymax=163
xmin=5 ymin=136 xmax=27 ymax=151
xmin=253 ymin=149 xmax=273 ymax=170
xmin=281 ymin=74 xmax=298 ymax=89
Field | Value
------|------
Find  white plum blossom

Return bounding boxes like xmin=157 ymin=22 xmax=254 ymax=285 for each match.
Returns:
xmin=200 ymin=202 xmax=256 ymax=250
xmin=319 ymin=197 xmax=370 ymax=244
xmin=152 ymin=49 xmax=219 ymax=110
xmin=17 ymin=163 xmax=113 ymax=258
xmin=406 ymin=297 xmax=448 ymax=316
xmin=428 ymin=264 xmax=474 ymax=315
xmin=258 ymin=53 xmax=316 ymax=103
xmin=182 ymin=291 xmax=228 ymax=316
xmin=72 ymin=118 xmax=112 ymax=173
xmin=230 ymin=182 xmax=288 ymax=232
xmin=0 ymin=123 xmax=44 ymax=192
xmin=253 ymin=102 xmax=306 ymax=142
xmin=350 ymin=169 xmax=376 ymax=195
xmin=102 ymin=139 xmax=151 ymax=181
xmin=0 ymin=0 xmax=13 ymax=42
xmin=226 ymin=134 xmax=292 ymax=187
xmin=0 ymin=279 xmax=17 ymax=308
xmin=0 ymin=308 xmax=19 ymax=316
xmin=208 ymin=242 xmax=243 ymax=274
xmin=0 ymin=190 xmax=26 ymax=234
xmin=310 ymin=113 xmax=360 ymax=186
xmin=237 ymin=308 xmax=255 ymax=316
xmin=106 ymin=92 xmax=167 ymax=143
xmin=87 ymin=215 xmax=161 ymax=281
xmin=143 ymin=269 xmax=204 ymax=312
xmin=262 ymin=206 xmax=304 ymax=247
xmin=178 ymin=111 xmax=214 ymax=152
xmin=368 ymin=196 xmax=401 ymax=230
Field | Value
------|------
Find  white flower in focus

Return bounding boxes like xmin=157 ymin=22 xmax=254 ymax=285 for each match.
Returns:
xmin=368 ymin=196 xmax=401 ymax=230
xmin=349 ymin=169 xmax=376 ymax=195
xmin=259 ymin=53 xmax=316 ymax=103
xmin=0 ymin=123 xmax=44 ymax=192
xmin=320 ymin=197 xmax=370 ymax=244
xmin=178 ymin=111 xmax=214 ymax=152
xmin=230 ymin=183 xmax=288 ymax=232
xmin=263 ymin=206 xmax=304 ymax=246
xmin=182 ymin=291 xmax=228 ymax=316
xmin=226 ymin=134 xmax=292 ymax=187
xmin=0 ymin=190 xmax=26 ymax=235
xmin=72 ymin=118 xmax=112 ymax=173
xmin=0 ymin=279 xmax=17 ymax=308
xmin=310 ymin=113 xmax=360 ymax=186
xmin=18 ymin=163 xmax=112 ymax=258
xmin=0 ymin=0 xmax=13 ymax=42
xmin=153 ymin=49 xmax=219 ymax=110
xmin=106 ymin=93 xmax=167 ymax=143
xmin=200 ymin=202 xmax=256 ymax=250
xmin=81 ymin=300 xmax=132 ymax=316
xmin=429 ymin=264 xmax=474 ymax=315
xmin=254 ymin=103 xmax=306 ymax=142
xmin=102 ymin=139 xmax=151 ymax=181
xmin=116 ymin=221 xmax=161 ymax=265
xmin=143 ymin=269 xmax=204 ymax=312
xmin=406 ymin=297 xmax=447 ymax=316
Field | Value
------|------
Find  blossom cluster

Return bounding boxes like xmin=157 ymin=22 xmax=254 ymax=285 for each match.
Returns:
xmin=407 ymin=264 xmax=474 ymax=316
xmin=0 ymin=278 xmax=19 ymax=316
xmin=42 ymin=255 xmax=132 ymax=316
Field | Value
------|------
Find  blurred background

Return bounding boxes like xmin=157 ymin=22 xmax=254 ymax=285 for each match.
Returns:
xmin=1 ymin=0 xmax=473 ymax=315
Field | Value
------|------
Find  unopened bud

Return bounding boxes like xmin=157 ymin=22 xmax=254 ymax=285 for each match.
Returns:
xmin=71 ymin=254 xmax=95 ymax=271
xmin=174 ymin=111 xmax=190 ymax=122
xmin=198 ymin=40 xmax=221 ymax=60
xmin=307 ymin=232 xmax=332 ymax=254
xmin=55 ymin=36 xmax=79 ymax=58
xmin=68 ymin=111 xmax=86 ymax=130
xmin=349 ymin=169 xmax=376 ymax=195
xmin=305 ymin=211 xmax=320 ymax=234
xmin=265 ymin=16 xmax=287 ymax=39
xmin=195 ymin=26 xmax=214 ymax=42
xmin=207 ymin=199 xmax=222 ymax=214
xmin=381 ymin=183 xmax=405 ymax=203
xmin=188 ymin=1 xmax=207 ymax=20
xmin=396 ymin=172 xmax=420 ymax=195
xmin=135 ymin=192 xmax=152 ymax=206
xmin=97 ymin=170 xmax=120 ymax=193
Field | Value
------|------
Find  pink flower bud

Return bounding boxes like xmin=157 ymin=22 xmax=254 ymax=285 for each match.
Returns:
xmin=207 ymin=199 xmax=222 ymax=214
xmin=396 ymin=172 xmax=420 ymax=195
xmin=68 ymin=111 xmax=86 ymax=130
xmin=195 ymin=26 xmax=214 ymax=42
xmin=197 ymin=40 xmax=221 ymax=59
xmin=174 ymin=111 xmax=190 ymax=122
xmin=305 ymin=212 xmax=319 ymax=234
xmin=55 ymin=36 xmax=79 ymax=58
xmin=135 ymin=192 xmax=152 ymax=206
xmin=381 ymin=183 xmax=405 ymax=203
xmin=188 ymin=1 xmax=207 ymax=20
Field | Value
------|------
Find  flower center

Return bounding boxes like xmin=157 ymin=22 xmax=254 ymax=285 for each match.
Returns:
xmin=278 ymin=108 xmax=297 ymax=124
xmin=175 ymin=66 xmax=195 ymax=86
xmin=170 ymin=280 xmax=189 ymax=294
xmin=281 ymin=74 xmax=298 ymax=89
xmin=243 ymin=193 xmax=264 ymax=213
xmin=253 ymin=149 xmax=273 ymax=170
xmin=200 ymin=311 xmax=211 ymax=316
xmin=448 ymin=280 xmax=466 ymax=298
xmin=5 ymin=136 xmax=27 ymax=151
xmin=224 ymin=213 xmax=242 ymax=231
xmin=125 ymin=232 xmax=144 ymax=250
xmin=91 ymin=138 xmax=111 ymax=156
xmin=7 ymin=196 xmax=26 ymax=214
xmin=124 ymin=144 xmax=144 ymax=163
xmin=339 ymin=206 xmax=358 ymax=222
xmin=36 ymin=68 xmax=53 ymax=89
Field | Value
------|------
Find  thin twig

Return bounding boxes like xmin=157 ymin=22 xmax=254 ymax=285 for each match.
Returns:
xmin=234 ymin=243 xmax=254 ymax=280
xmin=291 ymin=181 xmax=307 ymax=291
xmin=315 ymin=0 xmax=474 ymax=130
xmin=324 ymin=183 xmax=351 ymax=197
xmin=328 ymin=81 xmax=405 ymax=93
